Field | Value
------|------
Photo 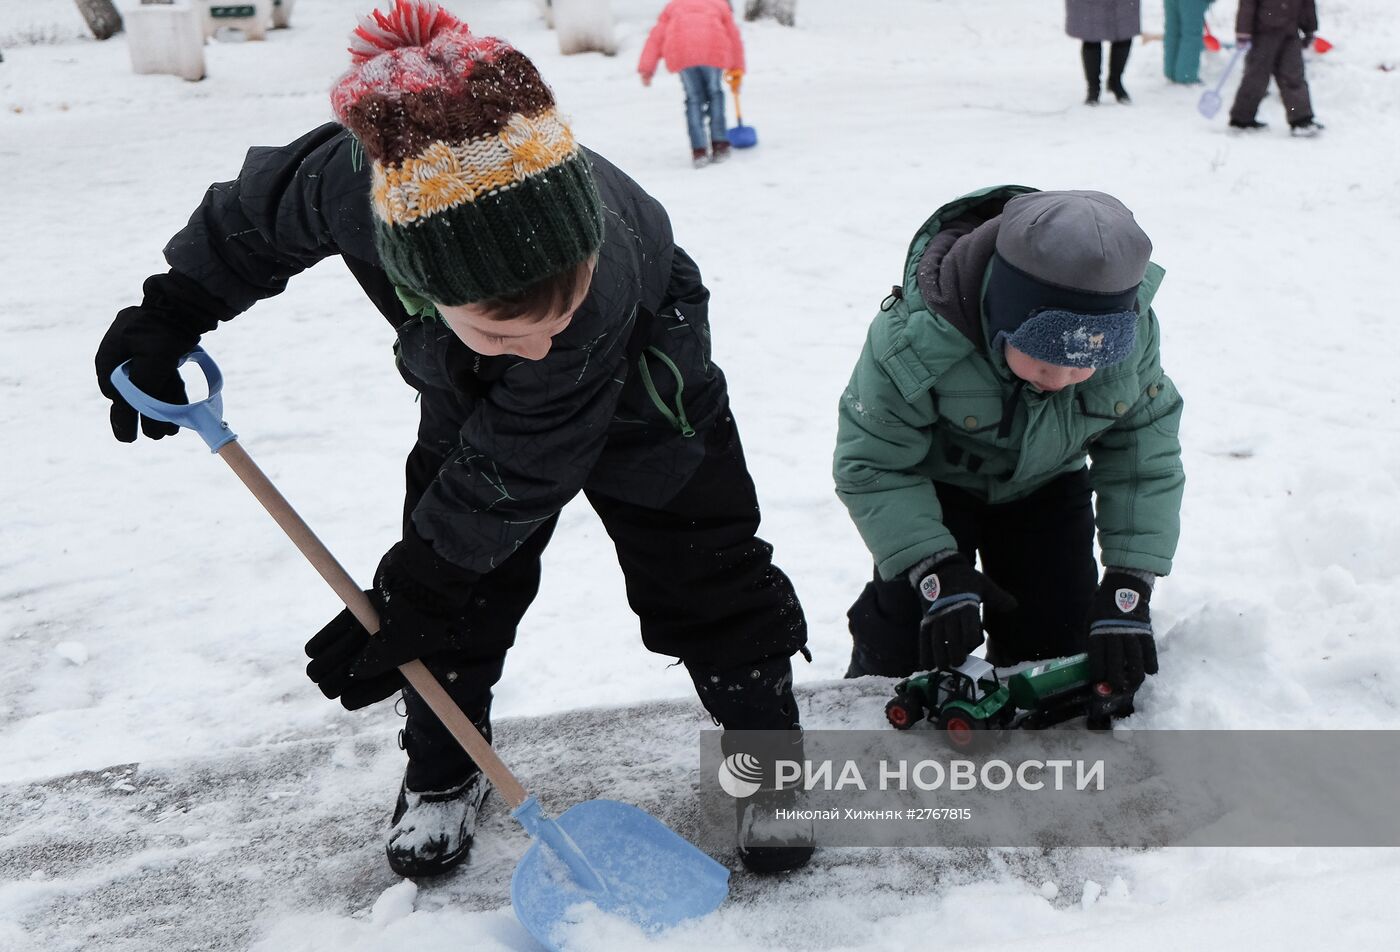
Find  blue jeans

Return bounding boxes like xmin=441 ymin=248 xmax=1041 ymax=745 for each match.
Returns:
xmin=678 ymin=66 xmax=727 ymax=151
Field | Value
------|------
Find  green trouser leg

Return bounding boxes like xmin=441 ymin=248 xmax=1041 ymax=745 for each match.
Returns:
xmin=1163 ymin=0 xmax=1182 ymax=80
xmin=1167 ymin=0 xmax=1212 ymax=83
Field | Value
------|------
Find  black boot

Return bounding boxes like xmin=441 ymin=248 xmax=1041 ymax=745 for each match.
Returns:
xmin=733 ymin=786 xmax=815 ymax=874
xmin=1081 ymin=42 xmax=1102 ymax=105
xmin=386 ymin=772 xmax=491 ymax=877
xmin=688 ymin=654 xmax=814 ymax=874
xmin=391 ymin=661 xmax=501 ymax=877
xmin=1107 ymin=40 xmax=1132 ymax=103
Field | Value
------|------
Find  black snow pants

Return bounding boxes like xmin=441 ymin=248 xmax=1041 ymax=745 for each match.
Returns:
xmin=399 ymin=408 xmax=808 ymax=792
xmin=1229 ymin=31 xmax=1314 ymax=126
xmin=846 ymin=468 xmax=1098 ymax=679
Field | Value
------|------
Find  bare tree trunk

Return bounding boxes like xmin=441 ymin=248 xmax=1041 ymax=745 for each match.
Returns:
xmin=74 ymin=0 xmax=124 ymax=40
xmin=745 ymin=0 xmax=796 ymax=27
xmin=553 ymin=0 xmax=616 ymax=56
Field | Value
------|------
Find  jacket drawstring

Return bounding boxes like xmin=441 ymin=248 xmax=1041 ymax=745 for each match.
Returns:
xmin=637 ymin=346 xmax=696 ymax=438
xmin=997 ymin=378 xmax=1026 ymax=440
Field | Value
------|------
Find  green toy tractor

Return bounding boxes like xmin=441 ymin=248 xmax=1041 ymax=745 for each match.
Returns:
xmin=884 ymin=654 xmax=1134 ymax=751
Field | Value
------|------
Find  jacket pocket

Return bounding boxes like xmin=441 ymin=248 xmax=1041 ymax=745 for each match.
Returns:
xmin=934 ymin=391 xmax=1007 ymax=437
xmin=1077 ymin=370 xmax=1143 ymax=424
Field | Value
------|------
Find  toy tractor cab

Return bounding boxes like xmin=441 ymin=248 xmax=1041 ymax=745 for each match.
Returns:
xmin=885 ymin=657 xmax=1012 ymax=751
xmin=885 ymin=653 xmax=1136 ymax=750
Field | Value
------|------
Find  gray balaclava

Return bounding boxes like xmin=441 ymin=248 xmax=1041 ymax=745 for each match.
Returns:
xmin=984 ymin=190 xmax=1153 ymax=368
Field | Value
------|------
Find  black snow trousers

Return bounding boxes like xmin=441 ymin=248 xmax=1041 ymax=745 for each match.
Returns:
xmin=1229 ymin=31 xmax=1314 ymax=126
xmin=400 ymin=409 xmax=807 ymax=792
xmin=846 ymin=468 xmax=1098 ymax=679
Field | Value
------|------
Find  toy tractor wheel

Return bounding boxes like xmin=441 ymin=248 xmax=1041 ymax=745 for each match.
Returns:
xmin=936 ymin=709 xmax=988 ymax=752
xmin=885 ymin=695 xmax=922 ymax=730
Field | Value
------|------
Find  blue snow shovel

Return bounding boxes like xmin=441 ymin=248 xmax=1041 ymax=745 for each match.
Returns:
xmin=727 ymin=72 xmax=758 ymax=149
xmin=110 ymin=348 xmax=730 ymax=950
xmin=1198 ymin=45 xmax=1246 ymax=119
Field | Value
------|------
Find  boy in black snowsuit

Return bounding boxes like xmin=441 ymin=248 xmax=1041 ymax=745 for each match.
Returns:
xmin=95 ymin=1 xmax=809 ymax=877
xmin=1229 ymin=0 xmax=1324 ymax=135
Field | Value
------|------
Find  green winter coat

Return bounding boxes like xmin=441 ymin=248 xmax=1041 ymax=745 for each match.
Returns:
xmin=834 ymin=185 xmax=1185 ymax=582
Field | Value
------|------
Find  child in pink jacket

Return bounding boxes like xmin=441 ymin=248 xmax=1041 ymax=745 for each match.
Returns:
xmin=638 ymin=0 xmax=746 ymax=167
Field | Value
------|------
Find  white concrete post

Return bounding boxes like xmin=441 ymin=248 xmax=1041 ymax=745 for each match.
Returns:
xmin=126 ymin=3 xmax=207 ymax=82
xmin=270 ymin=0 xmax=296 ymax=29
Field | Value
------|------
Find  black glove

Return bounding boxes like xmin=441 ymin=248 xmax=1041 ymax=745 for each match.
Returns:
xmin=1301 ymin=32 xmax=1315 ymax=47
xmin=95 ymin=273 xmax=229 ymax=442
xmin=1087 ymin=571 xmax=1159 ymax=692
xmin=913 ymin=555 xmax=1017 ymax=670
xmin=305 ymin=532 xmax=479 ymax=710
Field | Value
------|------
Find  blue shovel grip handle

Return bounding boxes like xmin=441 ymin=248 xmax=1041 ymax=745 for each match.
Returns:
xmin=109 ymin=346 xmax=237 ymax=452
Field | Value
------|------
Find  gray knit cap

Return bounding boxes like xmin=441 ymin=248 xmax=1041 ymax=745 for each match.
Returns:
xmin=985 ymin=191 xmax=1152 ymax=369
xmin=996 ymin=191 xmax=1152 ymax=293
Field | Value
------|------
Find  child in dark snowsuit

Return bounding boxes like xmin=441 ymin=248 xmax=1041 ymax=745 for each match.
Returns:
xmin=95 ymin=0 xmax=809 ymax=879
xmin=1230 ymin=0 xmax=1324 ymax=135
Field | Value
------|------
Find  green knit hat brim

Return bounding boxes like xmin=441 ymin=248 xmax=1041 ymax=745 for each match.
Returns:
xmin=375 ymin=150 xmax=605 ymax=307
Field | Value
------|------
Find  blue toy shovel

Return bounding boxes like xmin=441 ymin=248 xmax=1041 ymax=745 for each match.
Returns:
xmin=110 ymin=348 xmax=730 ymax=950
xmin=728 ymin=87 xmax=758 ymax=149
xmin=1198 ymin=45 xmax=1246 ymax=119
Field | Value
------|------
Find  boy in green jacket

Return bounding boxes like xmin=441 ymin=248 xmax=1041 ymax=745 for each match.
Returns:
xmin=834 ymin=187 xmax=1184 ymax=694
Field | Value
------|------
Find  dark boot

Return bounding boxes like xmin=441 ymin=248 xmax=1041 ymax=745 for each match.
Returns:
xmin=691 ymin=147 xmax=709 ymax=168
xmin=688 ymin=654 xmax=814 ymax=874
xmin=733 ymin=786 xmax=814 ymax=874
xmin=1228 ymin=118 xmax=1268 ymax=131
xmin=386 ymin=772 xmax=491 ymax=878
xmin=391 ymin=659 xmax=502 ymax=876
xmin=1081 ymin=41 xmax=1102 ymax=105
xmin=710 ymin=139 xmax=732 ymax=162
xmin=1107 ymin=39 xmax=1132 ymax=103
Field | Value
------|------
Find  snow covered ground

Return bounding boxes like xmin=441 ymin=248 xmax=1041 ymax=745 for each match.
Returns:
xmin=2 ymin=0 xmax=1399 ymax=948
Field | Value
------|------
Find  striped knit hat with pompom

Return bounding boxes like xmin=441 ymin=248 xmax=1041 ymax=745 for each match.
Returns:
xmin=331 ymin=0 xmax=603 ymax=305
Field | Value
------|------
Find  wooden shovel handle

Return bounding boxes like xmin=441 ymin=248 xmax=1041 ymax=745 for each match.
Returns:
xmin=217 ymin=441 xmax=529 ymax=808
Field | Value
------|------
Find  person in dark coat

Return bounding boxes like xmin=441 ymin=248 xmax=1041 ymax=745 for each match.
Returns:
xmin=94 ymin=0 xmax=811 ymax=879
xmin=1229 ymin=0 xmax=1323 ymax=135
xmin=1065 ymin=0 xmax=1141 ymax=104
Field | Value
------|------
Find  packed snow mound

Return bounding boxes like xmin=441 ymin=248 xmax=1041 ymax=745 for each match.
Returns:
xmin=4 ymin=680 xmax=1398 ymax=951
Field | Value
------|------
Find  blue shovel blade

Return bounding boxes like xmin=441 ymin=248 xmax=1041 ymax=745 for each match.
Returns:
xmin=511 ymin=799 xmax=729 ymax=950
xmin=729 ymin=124 xmax=758 ymax=149
xmin=1198 ymin=89 xmax=1223 ymax=119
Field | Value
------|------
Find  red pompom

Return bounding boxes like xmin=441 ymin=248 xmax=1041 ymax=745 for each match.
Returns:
xmin=348 ymin=0 xmax=463 ymax=64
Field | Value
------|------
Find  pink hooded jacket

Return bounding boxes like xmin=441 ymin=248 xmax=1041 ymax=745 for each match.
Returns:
xmin=637 ymin=0 xmax=746 ymax=79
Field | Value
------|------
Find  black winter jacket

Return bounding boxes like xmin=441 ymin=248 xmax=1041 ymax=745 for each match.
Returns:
xmin=154 ymin=123 xmax=727 ymax=574
xmin=1236 ymin=0 xmax=1318 ymax=35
